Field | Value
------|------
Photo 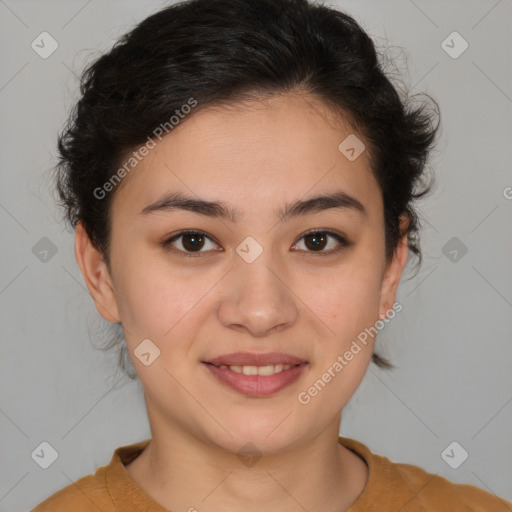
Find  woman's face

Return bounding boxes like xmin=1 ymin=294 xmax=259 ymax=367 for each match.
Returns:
xmin=77 ymin=92 xmax=407 ymax=454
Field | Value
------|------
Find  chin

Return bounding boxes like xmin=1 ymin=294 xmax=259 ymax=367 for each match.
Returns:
xmin=201 ymin=414 xmax=306 ymax=456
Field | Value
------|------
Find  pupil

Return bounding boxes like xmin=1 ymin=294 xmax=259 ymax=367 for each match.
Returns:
xmin=183 ymin=233 xmax=204 ymax=251
xmin=306 ymin=233 xmax=326 ymax=251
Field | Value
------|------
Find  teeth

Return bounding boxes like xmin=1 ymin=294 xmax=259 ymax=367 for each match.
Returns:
xmin=242 ymin=365 xmax=258 ymax=375
xmin=218 ymin=364 xmax=297 ymax=375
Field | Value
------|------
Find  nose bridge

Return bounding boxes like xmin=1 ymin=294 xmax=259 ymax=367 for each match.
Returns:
xmin=218 ymin=244 xmax=299 ymax=336
xmin=237 ymin=249 xmax=283 ymax=301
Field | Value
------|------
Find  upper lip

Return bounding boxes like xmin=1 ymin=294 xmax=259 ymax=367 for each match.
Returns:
xmin=205 ymin=352 xmax=307 ymax=367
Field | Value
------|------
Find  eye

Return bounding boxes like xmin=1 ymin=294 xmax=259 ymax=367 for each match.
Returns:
xmin=162 ymin=229 xmax=349 ymax=258
xmin=292 ymin=230 xmax=349 ymax=255
xmin=161 ymin=230 xmax=220 ymax=257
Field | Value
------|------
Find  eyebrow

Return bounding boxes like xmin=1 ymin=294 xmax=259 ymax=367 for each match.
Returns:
xmin=139 ymin=190 xmax=366 ymax=222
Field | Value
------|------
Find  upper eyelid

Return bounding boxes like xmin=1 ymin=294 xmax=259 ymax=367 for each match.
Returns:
xmin=167 ymin=230 xmax=221 ymax=246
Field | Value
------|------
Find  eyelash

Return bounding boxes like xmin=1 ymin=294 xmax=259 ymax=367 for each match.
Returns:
xmin=161 ymin=229 xmax=350 ymax=258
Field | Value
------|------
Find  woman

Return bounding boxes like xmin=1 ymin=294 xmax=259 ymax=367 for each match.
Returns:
xmin=31 ymin=0 xmax=512 ymax=510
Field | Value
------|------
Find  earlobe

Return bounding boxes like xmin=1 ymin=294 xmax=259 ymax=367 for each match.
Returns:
xmin=74 ymin=221 xmax=121 ymax=323
xmin=378 ymin=217 xmax=409 ymax=317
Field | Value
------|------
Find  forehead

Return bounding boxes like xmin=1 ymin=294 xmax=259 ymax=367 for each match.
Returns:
xmin=111 ymin=92 xmax=382 ymax=220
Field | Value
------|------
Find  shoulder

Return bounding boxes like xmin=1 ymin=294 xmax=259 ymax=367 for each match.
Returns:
xmin=339 ymin=436 xmax=512 ymax=512
xmin=391 ymin=458 xmax=512 ymax=511
xmin=30 ymin=439 xmax=151 ymax=512
xmin=30 ymin=467 xmax=113 ymax=512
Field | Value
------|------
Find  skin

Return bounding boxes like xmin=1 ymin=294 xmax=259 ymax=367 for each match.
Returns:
xmin=75 ymin=91 xmax=409 ymax=512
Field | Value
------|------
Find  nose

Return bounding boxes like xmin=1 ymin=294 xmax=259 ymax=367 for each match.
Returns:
xmin=217 ymin=251 xmax=299 ymax=338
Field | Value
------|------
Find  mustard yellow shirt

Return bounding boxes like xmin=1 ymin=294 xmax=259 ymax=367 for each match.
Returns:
xmin=30 ymin=436 xmax=512 ymax=511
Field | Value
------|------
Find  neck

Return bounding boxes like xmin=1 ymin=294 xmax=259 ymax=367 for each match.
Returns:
xmin=125 ymin=412 xmax=368 ymax=512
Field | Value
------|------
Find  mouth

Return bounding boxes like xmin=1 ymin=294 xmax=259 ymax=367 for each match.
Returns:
xmin=206 ymin=362 xmax=302 ymax=375
xmin=205 ymin=351 xmax=307 ymax=367
xmin=202 ymin=352 xmax=309 ymax=397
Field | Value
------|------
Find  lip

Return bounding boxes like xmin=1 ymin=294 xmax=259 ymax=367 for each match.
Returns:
xmin=203 ymin=362 xmax=308 ymax=397
xmin=205 ymin=351 xmax=307 ymax=367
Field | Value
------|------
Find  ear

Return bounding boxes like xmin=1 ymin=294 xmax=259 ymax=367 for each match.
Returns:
xmin=74 ymin=221 xmax=121 ymax=323
xmin=378 ymin=214 xmax=409 ymax=318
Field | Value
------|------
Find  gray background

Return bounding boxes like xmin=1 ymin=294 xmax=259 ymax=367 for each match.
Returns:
xmin=1 ymin=0 xmax=511 ymax=509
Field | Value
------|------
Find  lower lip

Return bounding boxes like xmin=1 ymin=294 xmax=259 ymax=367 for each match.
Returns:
xmin=203 ymin=363 xmax=308 ymax=397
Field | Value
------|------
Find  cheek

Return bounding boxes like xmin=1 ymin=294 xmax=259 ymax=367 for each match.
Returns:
xmin=112 ymin=253 xmax=221 ymax=357
xmin=305 ymin=261 xmax=384 ymax=343
xmin=295 ymin=268 xmax=382 ymax=416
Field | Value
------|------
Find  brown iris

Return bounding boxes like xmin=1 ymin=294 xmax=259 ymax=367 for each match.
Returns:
xmin=181 ymin=232 xmax=205 ymax=251
xmin=303 ymin=232 xmax=328 ymax=251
